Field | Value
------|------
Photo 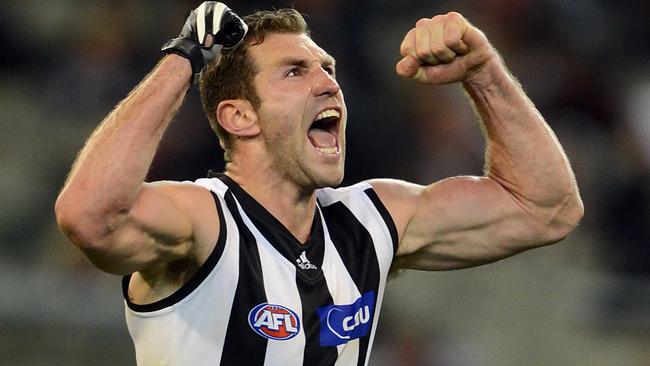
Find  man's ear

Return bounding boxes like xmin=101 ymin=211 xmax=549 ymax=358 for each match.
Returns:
xmin=216 ymin=99 xmax=260 ymax=137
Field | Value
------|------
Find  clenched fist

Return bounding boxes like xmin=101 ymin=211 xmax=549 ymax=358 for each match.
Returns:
xmin=396 ymin=12 xmax=496 ymax=85
xmin=162 ymin=2 xmax=247 ymax=82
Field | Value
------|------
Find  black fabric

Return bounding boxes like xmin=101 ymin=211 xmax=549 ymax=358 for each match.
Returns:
xmin=296 ymin=263 xmax=339 ymax=366
xmin=364 ymin=188 xmax=399 ymax=254
xmin=216 ymin=173 xmax=325 ymax=283
xmin=319 ymin=200 xmax=382 ymax=366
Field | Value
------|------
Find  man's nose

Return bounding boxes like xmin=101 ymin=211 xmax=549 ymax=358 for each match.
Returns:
xmin=312 ymin=68 xmax=340 ymax=97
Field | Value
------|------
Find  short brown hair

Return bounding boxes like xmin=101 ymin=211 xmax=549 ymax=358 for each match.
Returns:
xmin=199 ymin=9 xmax=310 ymax=161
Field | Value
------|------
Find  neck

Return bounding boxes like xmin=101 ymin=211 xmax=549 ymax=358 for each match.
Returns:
xmin=224 ymin=159 xmax=317 ymax=244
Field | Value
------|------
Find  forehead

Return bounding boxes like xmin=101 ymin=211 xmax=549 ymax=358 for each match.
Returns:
xmin=249 ymin=33 xmax=334 ymax=69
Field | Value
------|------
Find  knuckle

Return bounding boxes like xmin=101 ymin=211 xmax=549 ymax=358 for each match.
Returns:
xmin=400 ymin=42 xmax=412 ymax=55
xmin=431 ymin=45 xmax=447 ymax=56
xmin=415 ymin=48 xmax=431 ymax=59
xmin=445 ymin=36 xmax=462 ymax=48
xmin=446 ymin=11 xmax=464 ymax=22
xmin=400 ymin=30 xmax=415 ymax=54
xmin=431 ymin=47 xmax=452 ymax=60
xmin=415 ymin=18 xmax=429 ymax=27
xmin=434 ymin=50 xmax=453 ymax=62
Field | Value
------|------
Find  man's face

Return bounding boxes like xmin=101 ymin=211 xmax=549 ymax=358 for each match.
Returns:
xmin=248 ymin=32 xmax=347 ymax=190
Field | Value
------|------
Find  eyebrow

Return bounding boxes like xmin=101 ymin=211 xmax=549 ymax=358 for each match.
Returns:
xmin=276 ymin=55 xmax=336 ymax=69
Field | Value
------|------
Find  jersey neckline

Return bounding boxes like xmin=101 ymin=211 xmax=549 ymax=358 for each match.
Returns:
xmin=211 ymin=172 xmax=326 ymax=283
xmin=211 ymin=172 xmax=323 ymax=250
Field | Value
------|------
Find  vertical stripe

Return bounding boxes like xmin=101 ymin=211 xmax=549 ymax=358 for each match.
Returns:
xmin=318 ymin=185 xmax=396 ymax=366
xmin=319 ymin=210 xmax=363 ymax=364
xmin=178 ymin=192 xmax=239 ymax=364
xmin=204 ymin=4 xmax=214 ymax=42
xmin=220 ymin=192 xmax=268 ymax=366
xmin=335 ymin=341 xmax=360 ymax=366
xmin=364 ymin=189 xmax=399 ymax=253
xmin=195 ymin=2 xmax=207 ymax=44
xmin=295 ymin=247 xmax=338 ymax=366
xmin=211 ymin=2 xmax=228 ymax=33
xmin=199 ymin=193 xmax=238 ymax=363
xmin=234 ymin=199 xmax=306 ymax=366
xmin=342 ymin=190 xmax=395 ymax=366
xmin=320 ymin=202 xmax=380 ymax=366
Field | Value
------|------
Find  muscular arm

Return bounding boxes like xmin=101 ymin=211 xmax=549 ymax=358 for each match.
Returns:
xmin=372 ymin=13 xmax=583 ymax=271
xmin=55 ymin=3 xmax=247 ymax=278
xmin=55 ymin=55 xmax=216 ymax=275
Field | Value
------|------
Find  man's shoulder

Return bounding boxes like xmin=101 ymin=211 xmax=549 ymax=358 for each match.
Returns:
xmin=142 ymin=180 xmax=218 ymax=219
xmin=317 ymin=181 xmax=400 ymax=253
xmin=192 ymin=176 xmax=229 ymax=197
xmin=316 ymin=181 xmax=373 ymax=207
xmin=144 ymin=179 xmax=214 ymax=198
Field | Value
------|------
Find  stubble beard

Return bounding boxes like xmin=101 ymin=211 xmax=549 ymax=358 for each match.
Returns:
xmin=268 ymin=139 xmax=345 ymax=191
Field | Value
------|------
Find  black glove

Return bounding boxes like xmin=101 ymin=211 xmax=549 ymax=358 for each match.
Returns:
xmin=162 ymin=2 xmax=248 ymax=82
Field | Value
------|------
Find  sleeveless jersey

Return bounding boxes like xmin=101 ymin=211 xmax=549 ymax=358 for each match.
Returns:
xmin=122 ymin=174 xmax=398 ymax=365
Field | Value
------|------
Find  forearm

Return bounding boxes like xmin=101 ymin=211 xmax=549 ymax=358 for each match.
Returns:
xmin=57 ymin=54 xmax=192 ymax=223
xmin=463 ymin=57 xmax=580 ymax=218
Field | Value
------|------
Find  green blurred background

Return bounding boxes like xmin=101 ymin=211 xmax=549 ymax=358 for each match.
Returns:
xmin=1 ymin=0 xmax=649 ymax=365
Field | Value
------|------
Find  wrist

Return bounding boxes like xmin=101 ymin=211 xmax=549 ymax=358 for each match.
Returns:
xmin=160 ymin=54 xmax=194 ymax=89
xmin=161 ymin=37 xmax=205 ymax=83
xmin=462 ymin=54 xmax=512 ymax=92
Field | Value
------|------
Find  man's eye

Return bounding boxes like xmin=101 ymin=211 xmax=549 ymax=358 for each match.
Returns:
xmin=324 ymin=66 xmax=336 ymax=76
xmin=286 ymin=68 xmax=302 ymax=77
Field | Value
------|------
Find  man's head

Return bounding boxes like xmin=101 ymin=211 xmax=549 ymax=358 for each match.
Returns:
xmin=199 ymin=9 xmax=309 ymax=161
xmin=200 ymin=9 xmax=347 ymax=189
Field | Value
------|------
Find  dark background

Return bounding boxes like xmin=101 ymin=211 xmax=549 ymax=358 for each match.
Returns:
xmin=1 ymin=1 xmax=649 ymax=365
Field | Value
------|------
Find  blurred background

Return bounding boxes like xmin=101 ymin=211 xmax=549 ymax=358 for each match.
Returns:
xmin=1 ymin=0 xmax=649 ymax=365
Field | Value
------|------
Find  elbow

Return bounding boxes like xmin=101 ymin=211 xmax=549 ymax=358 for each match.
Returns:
xmin=55 ymin=192 xmax=138 ymax=275
xmin=55 ymin=191 xmax=79 ymax=242
xmin=538 ymin=189 xmax=584 ymax=245
xmin=55 ymin=191 xmax=114 ymax=253
xmin=566 ymin=190 xmax=585 ymax=227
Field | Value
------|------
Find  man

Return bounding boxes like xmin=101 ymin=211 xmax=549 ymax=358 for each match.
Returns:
xmin=55 ymin=2 xmax=583 ymax=365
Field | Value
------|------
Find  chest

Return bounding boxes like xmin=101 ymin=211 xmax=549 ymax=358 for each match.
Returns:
xmin=229 ymin=200 xmax=386 ymax=348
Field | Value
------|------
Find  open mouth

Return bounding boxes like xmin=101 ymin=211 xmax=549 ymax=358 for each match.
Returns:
xmin=308 ymin=109 xmax=340 ymax=155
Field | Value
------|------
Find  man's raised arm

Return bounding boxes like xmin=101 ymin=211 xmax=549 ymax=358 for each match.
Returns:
xmin=371 ymin=12 xmax=583 ymax=271
xmin=54 ymin=2 xmax=246 ymax=275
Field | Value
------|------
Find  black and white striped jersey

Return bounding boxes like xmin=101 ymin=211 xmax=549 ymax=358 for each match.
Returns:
xmin=122 ymin=173 xmax=398 ymax=365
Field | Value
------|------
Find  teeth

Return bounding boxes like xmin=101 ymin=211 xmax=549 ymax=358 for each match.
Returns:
xmin=316 ymin=146 xmax=339 ymax=155
xmin=315 ymin=109 xmax=340 ymax=121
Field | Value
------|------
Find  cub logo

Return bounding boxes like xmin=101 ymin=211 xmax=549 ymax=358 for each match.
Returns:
xmin=248 ymin=303 xmax=301 ymax=341
xmin=316 ymin=292 xmax=376 ymax=346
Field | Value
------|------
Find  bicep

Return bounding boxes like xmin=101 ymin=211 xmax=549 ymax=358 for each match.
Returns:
xmin=83 ymin=182 xmax=214 ymax=275
xmin=372 ymin=177 xmax=550 ymax=271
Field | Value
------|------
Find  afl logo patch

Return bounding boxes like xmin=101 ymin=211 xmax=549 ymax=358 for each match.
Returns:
xmin=248 ymin=303 xmax=300 ymax=341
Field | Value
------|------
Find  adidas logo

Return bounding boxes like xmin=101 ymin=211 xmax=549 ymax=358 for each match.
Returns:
xmin=296 ymin=251 xmax=317 ymax=270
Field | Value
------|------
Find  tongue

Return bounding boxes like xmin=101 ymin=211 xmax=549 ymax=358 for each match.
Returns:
xmin=308 ymin=128 xmax=336 ymax=148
